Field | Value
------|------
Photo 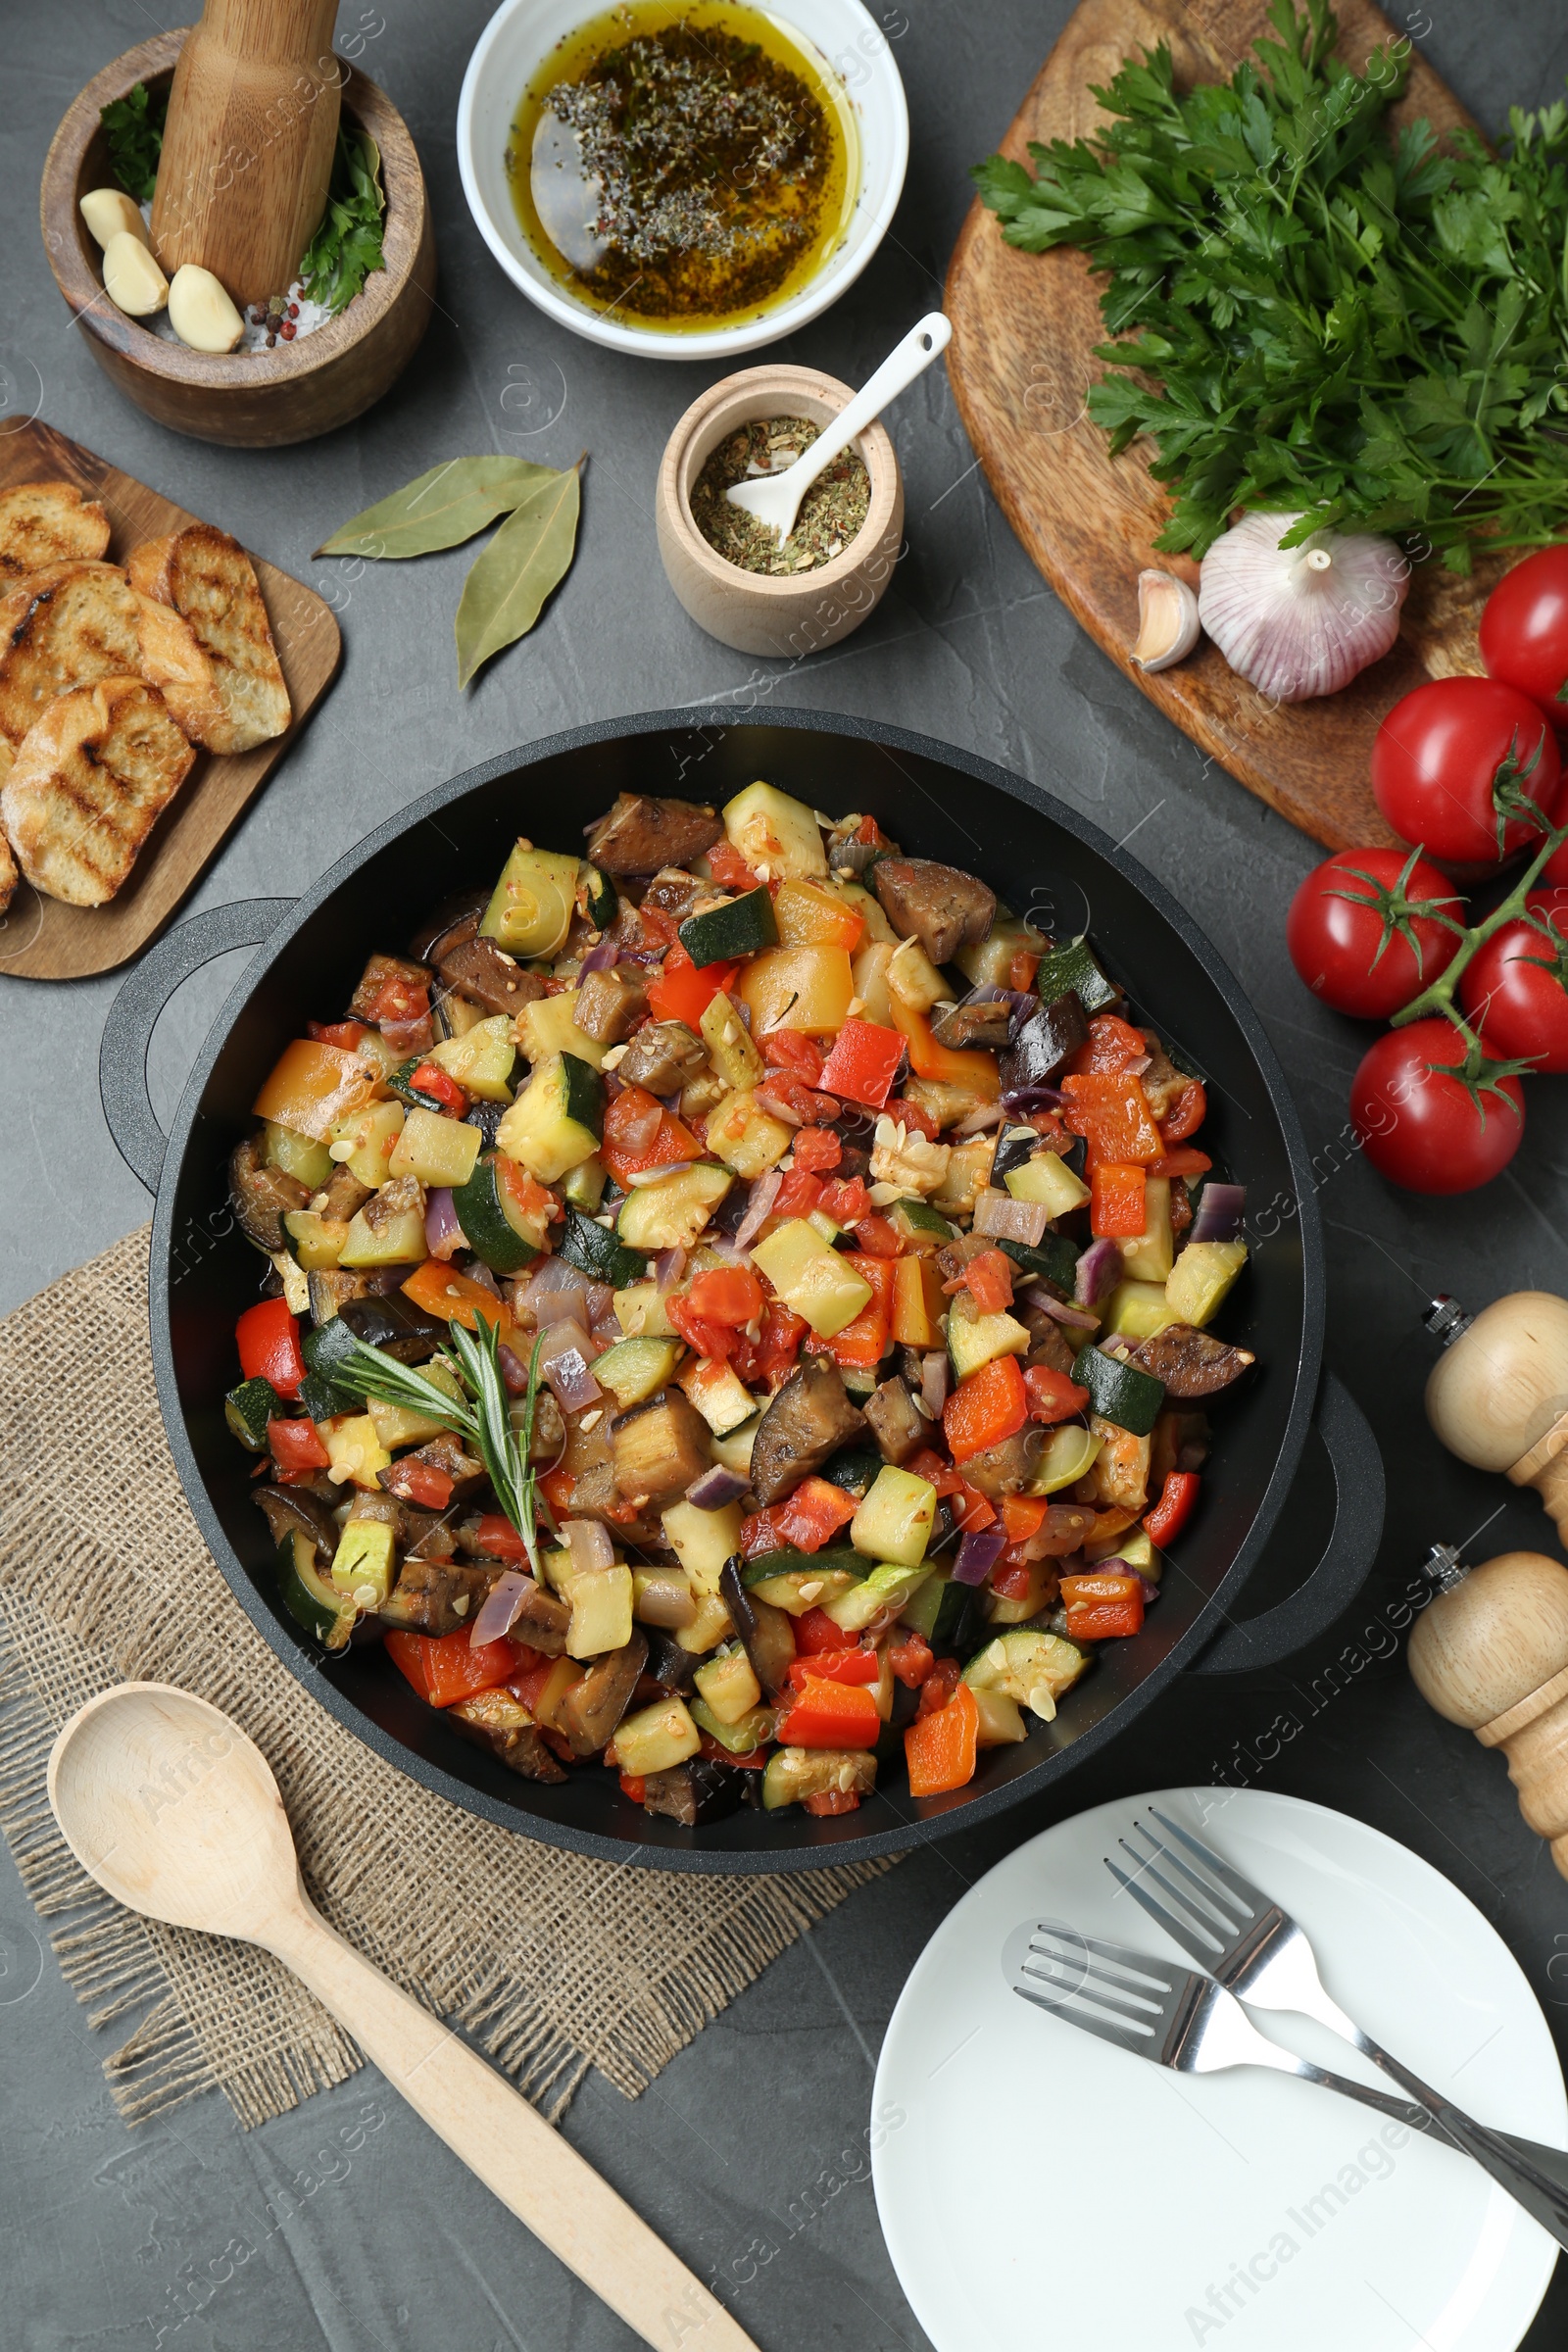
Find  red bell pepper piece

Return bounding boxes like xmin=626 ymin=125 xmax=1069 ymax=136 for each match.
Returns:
xmin=308 ymin=1018 xmax=367 ymax=1050
xmin=475 ymin=1511 xmax=531 ymax=1561
xmin=827 ymin=1253 xmax=895 ymax=1371
xmin=760 ymin=1030 xmax=826 ymax=1083
xmin=740 ymin=1505 xmax=789 ymax=1560
xmin=538 ymin=1465 xmax=575 ymax=1516
xmin=963 ymin=1249 xmax=1015 ymax=1313
xmin=796 ymin=1604 xmax=858 ymax=1656
xmin=775 ymin=1476 xmax=859 ymax=1553
xmin=684 ymin=1264 xmax=765 ymax=1327
xmin=1008 ymin=948 xmax=1040 ymax=995
xmin=852 ymin=1211 xmax=903 ymax=1258
xmin=905 ymin=1681 xmax=979 ymax=1795
xmin=802 ymin=1788 xmax=862 ymax=1815
xmin=385 ymin=1625 xmax=521 ymax=1707
xmin=268 ymin=1416 xmax=329 ymax=1472
xmin=818 ymin=1015 xmax=906 ymax=1109
xmin=619 ymin=1772 xmax=648 ymax=1805
xmin=1060 ymin=1571 xmax=1146 ymax=1642
xmin=999 ymin=1493 xmax=1049 ymax=1543
xmin=776 ymin=1674 xmax=880 ymax=1748
xmin=1144 ymin=1469 xmax=1200 ymax=1546
xmin=1061 ymin=1072 xmax=1163 ymax=1167
xmin=888 ymin=1630 xmax=935 ymax=1689
xmin=785 ymin=1645 xmax=879 ymax=1689
xmin=601 ymin=1086 xmax=704 ymax=1187
xmin=411 ymin=1060 xmax=467 ymax=1115
xmin=1147 ymin=1147 xmax=1212 ymax=1180
xmin=382 ymin=1457 xmax=456 ymax=1511
xmin=793 ymin=1125 xmax=842 ymax=1173
xmin=647 ymin=943 xmax=739 ymax=1029
xmin=236 ymin=1297 xmax=306 ymax=1399
xmin=943 ymin=1354 xmax=1028 ymax=1463
xmin=1024 ymin=1364 xmax=1091 ymax=1424
xmin=1090 ymin=1160 xmax=1148 ymax=1237
xmin=1159 ymin=1080 xmax=1207 ymax=1143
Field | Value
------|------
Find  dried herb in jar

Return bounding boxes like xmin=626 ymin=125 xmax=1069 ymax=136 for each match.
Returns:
xmin=690 ymin=416 xmax=871 ymax=576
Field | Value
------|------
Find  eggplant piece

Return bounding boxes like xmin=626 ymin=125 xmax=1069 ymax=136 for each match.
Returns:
xmin=574 ymin=963 xmax=648 ymax=1044
xmin=931 ymin=990 xmax=1011 ymax=1052
xmin=871 ymin=858 xmax=997 ymax=967
xmin=749 ymin=1355 xmax=866 ymax=1507
xmin=1129 ymin=1324 xmax=1255 ymax=1397
xmin=410 ymin=889 xmax=490 ymax=963
xmin=720 ymin=1558 xmax=797 ymax=1702
xmin=640 ymin=1757 xmax=746 ymax=1826
xmin=863 ymin=1377 xmax=924 ymax=1466
xmin=402 ymin=1506 xmax=460 ymax=1563
xmin=318 ymin=1162 xmax=372 ymax=1222
xmin=958 ymin=1427 xmax=1047 ymax=1498
xmin=512 ymin=1575 xmax=572 ymax=1654
xmin=640 ymin=867 xmax=706 ymax=925
xmin=615 ymin=1019 xmax=708 ymax=1096
xmin=1024 ymin=1322 xmax=1080 ymax=1378
xmin=379 ymin=1435 xmax=487 ymax=1504
xmin=349 ymin=950 xmax=430 ymax=1022
xmin=378 ymin=1556 xmax=495 ymax=1634
xmin=990 ymin=1123 xmax=1041 ymax=1187
xmin=558 ymin=1630 xmax=649 ymax=1757
xmin=1014 ymin=1502 xmax=1098 ymax=1559
xmin=435 ymin=920 xmax=545 ymax=1017
xmin=253 ymin=1484 xmax=337 ymax=1559
xmin=448 ymin=1688 xmax=569 ymax=1784
xmin=1000 ymin=995 xmax=1089 ymax=1095
xmin=611 ymin=1391 xmax=713 ymax=1510
xmin=1137 ymin=1031 xmax=1191 ymax=1122
xmin=642 ymin=1629 xmax=700 ymax=1692
xmin=567 ymin=1458 xmax=665 ymax=1545
xmin=586 ymin=792 xmax=722 ymax=877
xmin=229 ymin=1135 xmax=309 ymax=1252
xmin=336 ymin=1292 xmax=447 ymax=1362
xmin=465 ymin=1099 xmax=509 ymax=1151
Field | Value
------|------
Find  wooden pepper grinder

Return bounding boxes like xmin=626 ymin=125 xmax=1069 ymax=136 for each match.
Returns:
xmin=1423 ymin=1290 xmax=1568 ymax=1543
xmin=150 ymin=0 xmax=342 ymax=311
xmin=1409 ymin=1546 xmax=1568 ymax=1881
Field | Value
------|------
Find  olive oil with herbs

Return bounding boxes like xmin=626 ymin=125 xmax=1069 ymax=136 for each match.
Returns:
xmin=506 ymin=3 xmax=860 ymax=332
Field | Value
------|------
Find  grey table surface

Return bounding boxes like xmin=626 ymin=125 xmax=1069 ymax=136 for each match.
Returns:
xmin=6 ymin=2 xmax=1568 ymax=2346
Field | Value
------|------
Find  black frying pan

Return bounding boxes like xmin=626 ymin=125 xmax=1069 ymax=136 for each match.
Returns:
xmin=101 ymin=711 xmax=1383 ymax=1871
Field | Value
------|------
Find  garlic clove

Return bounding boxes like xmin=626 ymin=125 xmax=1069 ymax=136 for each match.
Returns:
xmin=167 ymin=264 xmax=245 ymax=355
xmin=1131 ymin=568 xmax=1200 ymax=671
xmin=1198 ymin=511 xmax=1410 ymax=703
xmin=80 ymin=188 xmax=149 ymax=251
xmin=102 ymin=230 xmax=169 ymax=318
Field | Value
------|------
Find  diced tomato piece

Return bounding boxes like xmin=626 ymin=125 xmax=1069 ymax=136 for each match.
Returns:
xmin=1024 ymin=1364 xmax=1091 ymax=1425
xmin=855 ymin=813 xmax=895 ymax=849
xmin=850 ymin=1212 xmax=902 ymax=1258
xmin=760 ymin=1029 xmax=826 ymax=1083
xmin=818 ymin=1016 xmax=906 ymax=1109
xmin=412 ymin=1060 xmax=467 ymax=1115
xmin=999 ymin=1493 xmax=1049 ymax=1544
xmin=905 ymin=1682 xmax=979 ymax=1795
xmin=770 ymin=1166 xmax=826 ymax=1220
xmin=385 ymin=1626 xmax=520 ymax=1708
xmin=382 ymin=1457 xmax=456 ymax=1510
xmin=944 ymin=1354 xmax=1028 ymax=1463
xmin=1144 ymin=1469 xmax=1200 ymax=1545
xmin=785 ymin=1645 xmax=878 ymax=1689
xmin=268 ymin=1415 xmax=329 ymax=1471
xmin=883 ymin=1095 xmax=939 ymax=1141
xmin=1078 ymin=1013 xmax=1150 ymax=1075
xmin=1147 ymin=1147 xmax=1212 ymax=1180
xmin=1090 ymin=1160 xmax=1148 ymax=1237
xmin=601 ymin=1086 xmax=703 ymax=1186
xmin=539 ymin=1465 xmax=576 ymax=1513
xmin=888 ymin=1631 xmax=935 ymax=1689
xmin=827 ymin=1252 xmax=895 ymax=1370
xmin=917 ymin=1657 xmax=962 ymax=1716
xmin=793 ymin=1125 xmax=842 ymax=1173
xmin=509 ymin=1658 xmax=556 ymax=1713
xmin=705 ymin=841 xmax=763 ymax=893
xmin=619 ymin=1772 xmax=648 ymax=1804
xmin=1008 ymin=949 xmax=1040 ymax=995
xmin=905 ymin=1445 xmax=958 ymax=1493
xmin=685 ymin=1263 xmax=765 ymax=1327
xmin=758 ymin=1070 xmax=841 ymax=1126
xmin=818 ymin=1176 xmax=870 ymax=1227
xmin=236 ymin=1297 xmax=306 ymax=1398
xmin=646 ymin=943 xmax=739 ymax=1029
xmin=1159 ymin=1080 xmax=1207 ymax=1144
xmin=989 ymin=1559 xmax=1042 ymax=1600
xmin=368 ymin=970 xmax=430 ymax=1028
xmin=664 ymin=1295 xmax=735 ymax=1362
xmin=776 ymin=1675 xmax=881 ymax=1747
xmin=776 ymin=1475 xmax=859 ymax=1553
xmin=795 ymin=1605 xmax=854 ymax=1656
xmin=963 ymin=1249 xmax=1014 ymax=1313
xmin=802 ymin=1787 xmax=862 ymax=1815
xmin=308 ymin=1018 xmax=367 ymax=1050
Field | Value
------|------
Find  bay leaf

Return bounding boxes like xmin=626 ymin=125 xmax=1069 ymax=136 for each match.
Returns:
xmin=316 ymin=458 xmax=559 ymax=561
xmin=454 ymin=462 xmax=582 ymax=689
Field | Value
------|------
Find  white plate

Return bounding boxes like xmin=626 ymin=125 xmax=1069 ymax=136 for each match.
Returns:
xmin=456 ymin=0 xmax=908 ymax=360
xmin=873 ymin=1788 xmax=1563 ymax=2352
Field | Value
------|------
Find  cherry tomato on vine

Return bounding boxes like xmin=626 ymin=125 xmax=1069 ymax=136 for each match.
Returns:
xmin=1457 ymin=886 xmax=1568 ymax=1075
xmin=1286 ymin=848 xmax=1463 ymax=1018
xmin=1370 ymin=677 xmax=1560 ymax=870
xmin=1349 ymin=1018 xmax=1526 ymax=1195
xmin=1480 ymin=548 xmax=1568 ymax=721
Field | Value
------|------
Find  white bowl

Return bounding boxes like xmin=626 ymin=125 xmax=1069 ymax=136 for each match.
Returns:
xmin=456 ymin=0 xmax=909 ymax=360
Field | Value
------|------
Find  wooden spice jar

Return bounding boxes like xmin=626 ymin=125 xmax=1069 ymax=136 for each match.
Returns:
xmin=656 ymin=365 xmax=904 ymax=659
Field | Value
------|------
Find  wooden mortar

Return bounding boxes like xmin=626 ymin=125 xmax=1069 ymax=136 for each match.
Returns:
xmin=1425 ymin=1291 xmax=1568 ymax=1544
xmin=151 ymin=0 xmax=342 ymax=308
xmin=1408 ymin=1549 xmax=1568 ymax=1881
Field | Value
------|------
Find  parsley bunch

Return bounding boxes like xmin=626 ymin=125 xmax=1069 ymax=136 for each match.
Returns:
xmin=973 ymin=0 xmax=1568 ymax=571
xmin=299 ymin=125 xmax=386 ymax=313
xmin=101 ymin=82 xmax=167 ymax=205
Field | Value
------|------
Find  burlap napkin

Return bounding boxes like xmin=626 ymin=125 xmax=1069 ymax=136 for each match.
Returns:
xmin=0 ymin=1229 xmax=893 ymax=2129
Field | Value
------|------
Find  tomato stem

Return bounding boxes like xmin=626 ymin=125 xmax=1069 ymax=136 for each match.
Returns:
xmin=1389 ymin=800 xmax=1568 ymax=1033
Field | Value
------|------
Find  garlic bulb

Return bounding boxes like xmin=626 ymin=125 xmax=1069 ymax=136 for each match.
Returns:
xmin=1130 ymin=568 xmax=1200 ymax=671
xmin=1198 ymin=513 xmax=1408 ymax=702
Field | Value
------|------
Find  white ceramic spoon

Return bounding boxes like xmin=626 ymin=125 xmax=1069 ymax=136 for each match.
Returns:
xmin=724 ymin=311 xmax=952 ymax=545
xmin=47 ymin=1682 xmax=758 ymax=2352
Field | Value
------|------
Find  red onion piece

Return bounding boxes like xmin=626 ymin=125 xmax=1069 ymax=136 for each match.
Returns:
xmin=973 ymin=1189 xmax=1049 ymax=1247
xmin=464 ymin=1258 xmax=503 ymax=1300
xmin=756 ymin=1086 xmax=806 ymax=1128
xmin=628 ymin=1161 xmax=695 ymax=1186
xmin=688 ymin=1463 xmax=749 ymax=1510
xmin=920 ymin=1350 xmax=950 ymax=1418
xmin=1022 ymin=1284 xmax=1101 ymax=1331
xmin=955 ymin=1100 xmax=1007 ymax=1135
xmin=498 ymin=1341 xmax=532 ymax=1395
xmin=468 ymin=1568 xmax=529 ymax=1647
xmin=1191 ymin=1182 xmax=1247 ymax=1244
xmin=381 ymin=1012 xmax=434 ymax=1058
xmin=734 ymin=1168 xmax=782 ymax=1249
xmin=1075 ymin=1237 xmax=1122 ymax=1306
xmin=562 ymin=1516 xmax=613 ymax=1572
xmin=654 ymin=1246 xmax=687 ymax=1293
xmin=577 ymin=938 xmax=619 ymax=975
xmin=424 ymin=1188 xmax=466 ymax=1261
xmin=618 ymin=1097 xmax=662 ymax=1154
xmin=537 ymin=1318 xmax=602 ymax=1410
xmin=516 ymin=1256 xmax=593 ymax=1327
xmin=1002 ymin=1084 xmax=1065 ymax=1113
xmin=953 ymin=1524 xmax=1007 ymax=1586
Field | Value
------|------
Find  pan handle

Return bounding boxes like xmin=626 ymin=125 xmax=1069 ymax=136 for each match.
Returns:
xmin=100 ymin=900 xmax=293 ymax=1193
xmin=1193 ymin=1372 xmax=1384 ymax=1676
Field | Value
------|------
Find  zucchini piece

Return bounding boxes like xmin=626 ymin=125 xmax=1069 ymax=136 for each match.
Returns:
xmin=818 ymin=1440 xmax=883 ymax=1498
xmin=761 ymin=1746 xmax=876 ymax=1810
xmin=704 ymin=1088 xmax=794 ymax=1179
xmin=282 ymin=1210 xmax=349 ymax=1271
xmin=692 ymin=1642 xmax=762 ymax=1725
xmin=710 ymin=1411 xmax=760 ymax=1477
xmin=276 ymin=1529 xmax=356 ymax=1650
xmin=480 ymin=840 xmax=579 ymax=958
xmin=1118 ymin=1177 xmax=1173 ymax=1284
xmin=264 ymin=1120 xmax=332 ymax=1190
xmin=948 ymin=1294 xmax=1031 ymax=1380
xmin=453 ymin=1152 xmax=548 ymax=1274
xmin=517 ymin=992 xmax=609 ymax=1072
xmin=742 ymin=1548 xmax=862 ymax=1614
xmin=298 ymin=1369 xmax=355 ymax=1421
xmin=850 ymin=1466 xmax=937 ymax=1568
xmin=689 ymin=1696 xmax=773 ymax=1753
xmin=565 ymin=1565 xmax=635 ymax=1659
xmin=722 ymin=781 xmax=828 ymax=880
xmin=956 ymin=912 xmax=1041 ymax=989
xmin=972 ymin=1688 xmax=1030 ymax=1745
xmin=425 ymin=1014 xmax=516 ymax=1102
xmin=612 ymin=1276 xmax=673 ymax=1337
xmin=931 ymin=1574 xmax=984 ymax=1654
xmin=1004 ymin=1152 xmax=1090 ymax=1217
xmin=1103 ymin=1280 xmax=1181 ymax=1342
xmin=1165 ymin=1239 xmax=1249 ymax=1327
xmin=562 ymin=1153 xmax=607 ymax=1211
xmin=580 ymin=860 xmax=617 ymax=930
xmin=678 ymin=1356 xmax=757 ymax=1437
xmin=329 ymin=1518 xmax=396 ymax=1607
xmin=225 ymin=1375 xmax=280 ymax=1451
xmin=561 ymin=1204 xmax=648 ymax=1290
xmin=387 ymin=1057 xmax=449 ymax=1114
xmin=699 ymin=992 xmax=764 ymax=1090
xmin=1070 ymin=1345 xmax=1166 ymax=1437
xmin=612 ymin=1695 xmax=702 ymax=1777
xmin=366 ymin=1392 xmax=452 ymax=1449
xmin=662 ymin=1500 xmax=744 ymax=1595
xmin=680 ymin=886 xmax=778 ymax=968
xmin=616 ymin=1164 xmax=732 ymax=1254
xmin=388 ymin=1106 xmax=483 ymax=1191
xmin=496 ymin=1051 xmax=603 ymax=1183
xmin=320 ymin=1413 xmax=392 ymax=1490
xmin=824 ymin=1561 xmax=931 ymax=1631
xmin=339 ymin=1193 xmax=425 ymax=1267
xmin=889 ymin=1196 xmax=956 ymax=1251
xmin=328 ymin=1098 xmax=405 ymax=1189
xmin=751 ymin=1218 xmax=873 ymax=1339
xmin=1034 ymin=1423 xmax=1103 ymax=1493
xmin=674 ymin=1590 xmax=735 ymax=1654
xmin=999 ymin=1232 xmax=1081 ymax=1292
xmin=962 ymin=1629 xmax=1089 ymax=1720
xmin=595 ymin=1336 xmax=684 ymax=1408
xmin=1035 ymin=937 xmax=1118 ymax=1014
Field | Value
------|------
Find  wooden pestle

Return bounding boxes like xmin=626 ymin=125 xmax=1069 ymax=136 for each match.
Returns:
xmin=1409 ymin=1550 xmax=1568 ymax=1882
xmin=150 ymin=0 xmax=342 ymax=309
xmin=1425 ymin=1291 xmax=1568 ymax=1544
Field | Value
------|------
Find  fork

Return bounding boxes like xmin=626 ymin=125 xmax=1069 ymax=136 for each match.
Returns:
xmin=1105 ymin=1805 xmax=1568 ymax=2241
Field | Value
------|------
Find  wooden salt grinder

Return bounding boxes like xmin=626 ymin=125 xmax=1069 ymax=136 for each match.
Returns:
xmin=150 ymin=0 xmax=342 ymax=309
xmin=1409 ymin=1548 xmax=1568 ymax=1882
xmin=1424 ymin=1290 xmax=1568 ymax=1544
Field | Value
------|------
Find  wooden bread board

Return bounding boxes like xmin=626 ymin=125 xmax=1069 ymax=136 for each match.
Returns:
xmin=0 ymin=416 xmax=340 ymax=978
xmin=944 ymin=0 xmax=1502 ymax=852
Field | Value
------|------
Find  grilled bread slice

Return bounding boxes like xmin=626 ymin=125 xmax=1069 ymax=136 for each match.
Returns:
xmin=0 ymin=481 xmax=112 ymax=584
xmin=134 ymin=592 xmax=227 ymax=749
xmin=2 ymin=676 xmax=195 ymax=906
xmin=0 ymin=561 xmax=143 ymax=786
xmin=0 ymin=819 xmax=17 ymax=915
xmin=127 ymin=525 xmax=290 ymax=753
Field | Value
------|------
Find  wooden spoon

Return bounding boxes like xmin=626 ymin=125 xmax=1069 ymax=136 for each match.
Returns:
xmin=47 ymin=1683 xmax=759 ymax=2352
